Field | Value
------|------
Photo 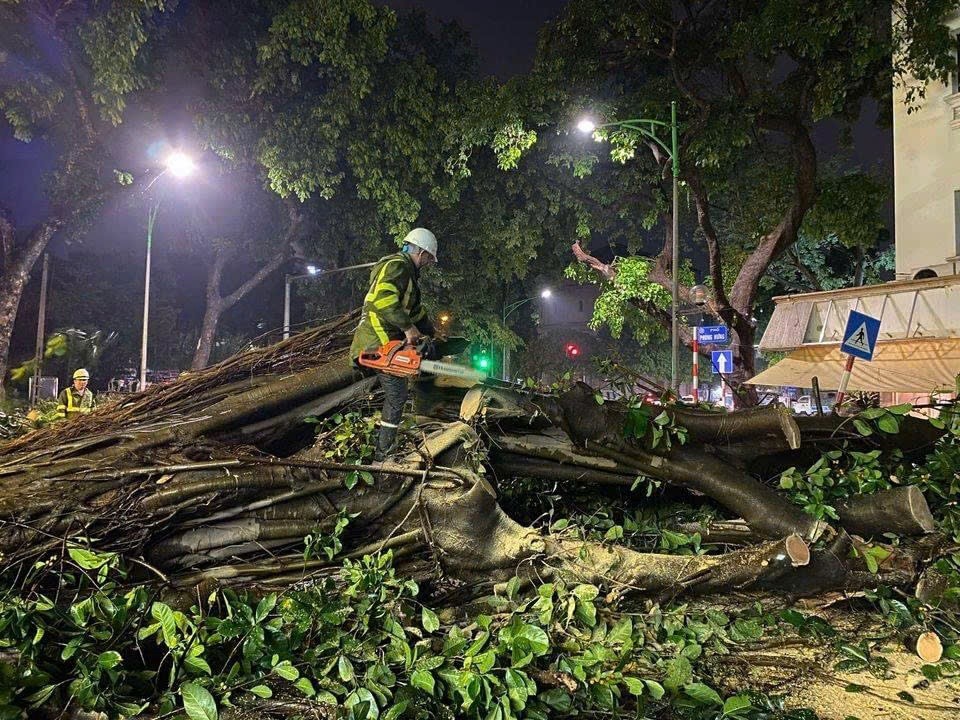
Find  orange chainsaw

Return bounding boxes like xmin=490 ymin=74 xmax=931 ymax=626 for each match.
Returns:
xmin=358 ymin=339 xmax=487 ymax=383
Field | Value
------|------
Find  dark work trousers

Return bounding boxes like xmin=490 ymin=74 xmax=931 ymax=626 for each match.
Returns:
xmin=377 ymin=372 xmax=409 ymax=457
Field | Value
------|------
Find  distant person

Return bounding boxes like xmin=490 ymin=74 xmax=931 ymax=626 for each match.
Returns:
xmin=56 ymin=368 xmax=97 ymax=419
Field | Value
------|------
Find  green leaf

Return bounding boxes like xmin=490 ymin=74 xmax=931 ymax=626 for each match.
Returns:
xmin=887 ymin=403 xmax=913 ymax=415
xmin=644 ymin=679 xmax=666 ymax=700
xmin=622 ymin=676 xmax=645 ymax=696
xmin=25 ymin=685 xmax=57 ymax=708
xmin=152 ymin=602 xmax=179 ymax=648
xmin=182 ymin=682 xmax=218 ymax=720
xmin=184 ymin=655 xmax=213 ymax=675
xmin=664 ymin=656 xmax=692 ymax=692
xmin=383 ymin=701 xmax=409 ymax=720
xmin=249 ymin=685 xmax=273 ymax=698
xmin=852 ymin=419 xmax=873 ymax=436
xmin=539 ymin=689 xmax=572 ymax=711
xmin=339 ymin=655 xmax=356 ymax=683
xmin=473 ymin=650 xmax=496 ymax=673
xmin=411 ymin=668 xmax=435 ymax=695
xmin=722 ymin=694 xmax=753 ymax=716
xmin=422 ymin=607 xmax=440 ymax=633
xmin=607 ymin=616 xmax=633 ymax=646
xmin=294 ymin=677 xmax=316 ymax=697
xmin=876 ymin=413 xmax=899 ymax=434
xmin=273 ymin=660 xmax=299 ymax=681
xmin=67 ymin=547 xmax=116 ymax=570
xmin=516 ymin=623 xmax=550 ymax=656
xmin=684 ymin=683 xmax=723 ymax=706
xmin=61 ymin=637 xmax=82 ymax=660
xmin=572 ymin=584 xmax=599 ymax=602
xmin=255 ymin=594 xmax=277 ymax=623
xmin=97 ymin=650 xmax=122 ymax=670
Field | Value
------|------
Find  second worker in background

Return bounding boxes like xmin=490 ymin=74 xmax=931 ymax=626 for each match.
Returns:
xmin=350 ymin=228 xmax=438 ymax=460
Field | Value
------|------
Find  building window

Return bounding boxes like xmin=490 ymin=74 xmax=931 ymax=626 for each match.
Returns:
xmin=578 ymin=300 xmax=584 ymax=313
xmin=954 ymin=33 xmax=960 ymax=94
xmin=955 ymin=190 xmax=960 ymax=255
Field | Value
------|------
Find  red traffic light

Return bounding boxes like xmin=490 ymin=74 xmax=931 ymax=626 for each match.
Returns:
xmin=564 ymin=341 xmax=581 ymax=359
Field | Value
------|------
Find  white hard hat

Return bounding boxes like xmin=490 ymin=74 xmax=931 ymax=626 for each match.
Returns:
xmin=73 ymin=368 xmax=90 ymax=380
xmin=403 ymin=227 xmax=438 ymax=261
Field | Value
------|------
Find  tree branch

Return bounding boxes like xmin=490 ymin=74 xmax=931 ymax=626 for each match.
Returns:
xmin=730 ymin=114 xmax=817 ymax=312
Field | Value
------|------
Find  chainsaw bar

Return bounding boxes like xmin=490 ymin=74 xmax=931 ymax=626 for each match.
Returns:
xmin=419 ymin=359 xmax=487 ymax=383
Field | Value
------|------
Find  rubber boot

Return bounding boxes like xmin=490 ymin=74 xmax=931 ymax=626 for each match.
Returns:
xmin=374 ymin=423 xmax=399 ymax=461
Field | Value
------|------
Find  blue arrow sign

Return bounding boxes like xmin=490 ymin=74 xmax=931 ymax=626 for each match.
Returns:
xmin=711 ymin=350 xmax=733 ymax=374
xmin=697 ymin=325 xmax=729 ymax=345
xmin=840 ymin=310 xmax=881 ymax=361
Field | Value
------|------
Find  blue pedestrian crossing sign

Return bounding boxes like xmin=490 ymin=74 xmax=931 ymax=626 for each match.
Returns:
xmin=840 ymin=310 xmax=881 ymax=361
xmin=711 ymin=350 xmax=733 ymax=374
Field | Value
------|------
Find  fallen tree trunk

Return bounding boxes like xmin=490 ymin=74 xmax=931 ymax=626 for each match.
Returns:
xmin=0 ymin=314 xmax=949 ymax=612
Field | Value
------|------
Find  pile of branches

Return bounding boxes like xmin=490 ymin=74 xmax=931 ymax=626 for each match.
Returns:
xmin=0 ymin=311 xmax=951 ymax=609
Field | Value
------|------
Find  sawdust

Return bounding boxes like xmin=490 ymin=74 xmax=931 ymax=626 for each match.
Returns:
xmin=721 ymin=643 xmax=960 ymax=720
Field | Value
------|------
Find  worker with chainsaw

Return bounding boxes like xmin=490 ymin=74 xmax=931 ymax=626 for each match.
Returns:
xmin=351 ymin=228 xmax=438 ymax=459
xmin=56 ymin=368 xmax=97 ymax=419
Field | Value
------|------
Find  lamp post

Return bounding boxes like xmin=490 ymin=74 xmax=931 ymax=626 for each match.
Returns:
xmin=140 ymin=152 xmax=195 ymax=391
xmin=577 ymin=102 xmax=680 ymax=391
xmin=501 ymin=288 xmax=551 ymax=382
xmin=283 ymin=261 xmax=376 ymax=339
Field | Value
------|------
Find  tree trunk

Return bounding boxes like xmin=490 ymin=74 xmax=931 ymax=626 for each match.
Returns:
xmin=0 ymin=321 xmax=947 ymax=610
xmin=191 ymin=246 xmax=289 ymax=370
xmin=192 ymin=298 xmax=223 ymax=371
xmin=0 ymin=220 xmax=61 ymax=393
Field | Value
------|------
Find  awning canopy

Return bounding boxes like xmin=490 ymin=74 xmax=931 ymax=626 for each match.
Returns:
xmin=746 ymin=338 xmax=960 ymax=392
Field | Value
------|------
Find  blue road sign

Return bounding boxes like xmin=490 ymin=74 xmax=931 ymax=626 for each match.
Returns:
xmin=840 ymin=310 xmax=881 ymax=361
xmin=711 ymin=350 xmax=733 ymax=374
xmin=697 ymin=325 xmax=729 ymax=344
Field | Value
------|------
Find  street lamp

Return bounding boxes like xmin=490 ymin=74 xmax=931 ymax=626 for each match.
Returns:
xmin=577 ymin=102 xmax=680 ymax=390
xmin=140 ymin=152 xmax=195 ymax=391
xmin=283 ymin=261 xmax=376 ymax=339
xmin=501 ymin=288 xmax=552 ymax=382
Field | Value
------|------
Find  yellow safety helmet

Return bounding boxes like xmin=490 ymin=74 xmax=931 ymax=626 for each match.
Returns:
xmin=73 ymin=368 xmax=90 ymax=381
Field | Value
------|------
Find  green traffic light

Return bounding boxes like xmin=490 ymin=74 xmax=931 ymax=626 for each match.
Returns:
xmin=476 ymin=356 xmax=490 ymax=370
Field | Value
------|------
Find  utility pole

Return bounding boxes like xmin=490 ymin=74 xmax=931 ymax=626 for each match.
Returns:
xmin=30 ymin=252 xmax=50 ymax=405
xmin=140 ymin=203 xmax=160 ymax=391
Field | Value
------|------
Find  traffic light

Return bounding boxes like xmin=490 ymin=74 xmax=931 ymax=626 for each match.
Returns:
xmin=472 ymin=351 xmax=491 ymax=372
xmin=564 ymin=341 xmax=581 ymax=359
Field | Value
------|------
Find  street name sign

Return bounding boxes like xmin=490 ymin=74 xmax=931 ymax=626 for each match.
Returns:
xmin=697 ymin=325 xmax=729 ymax=345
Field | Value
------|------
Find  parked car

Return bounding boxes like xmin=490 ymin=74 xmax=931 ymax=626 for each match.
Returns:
xmin=792 ymin=395 xmax=834 ymax=415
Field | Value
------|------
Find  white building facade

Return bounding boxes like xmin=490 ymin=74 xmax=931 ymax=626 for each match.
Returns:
xmin=893 ymin=7 xmax=960 ymax=279
xmin=750 ymin=7 xmax=960 ymax=398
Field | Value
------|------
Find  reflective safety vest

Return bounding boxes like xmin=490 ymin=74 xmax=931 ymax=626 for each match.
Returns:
xmin=350 ymin=252 xmax=432 ymax=359
xmin=56 ymin=387 xmax=97 ymax=418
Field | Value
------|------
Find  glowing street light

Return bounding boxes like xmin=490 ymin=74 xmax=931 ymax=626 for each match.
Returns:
xmin=576 ymin=118 xmax=597 ymax=134
xmin=575 ymin=103 xmax=681 ymax=390
xmin=141 ymin=152 xmax=196 ymax=390
xmin=165 ymin=152 xmax=195 ymax=178
xmin=283 ymin=261 xmax=376 ymax=339
xmin=501 ymin=288 xmax=553 ymax=381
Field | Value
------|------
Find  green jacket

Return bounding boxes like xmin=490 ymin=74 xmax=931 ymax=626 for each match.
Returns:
xmin=350 ymin=252 xmax=434 ymax=359
xmin=56 ymin=387 xmax=97 ymax=418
